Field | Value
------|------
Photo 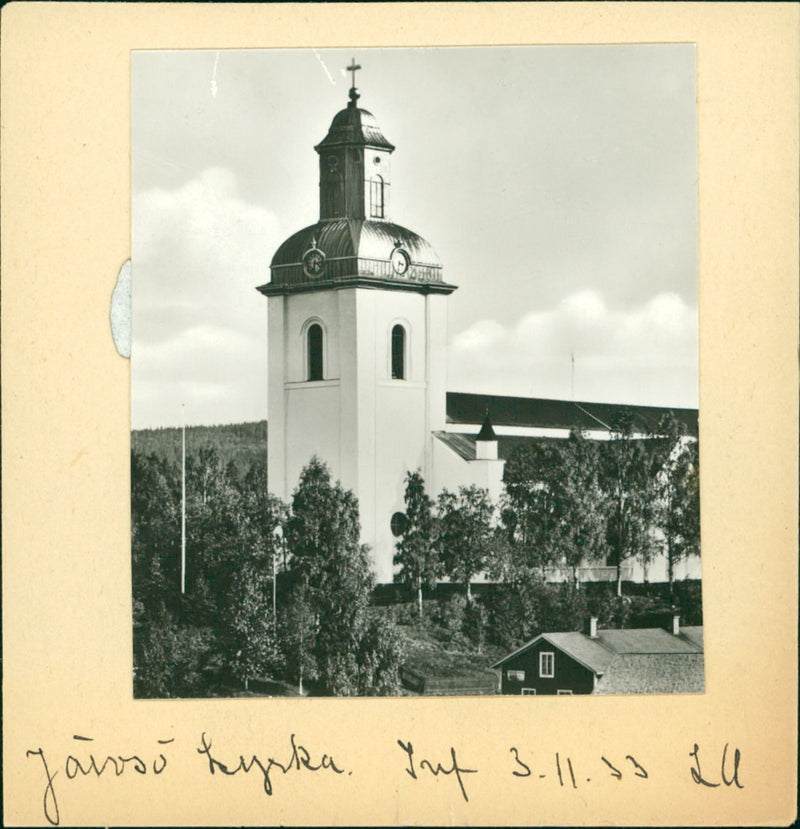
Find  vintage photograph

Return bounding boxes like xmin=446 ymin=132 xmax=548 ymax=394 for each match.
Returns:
xmin=131 ymin=46 xmax=701 ymax=698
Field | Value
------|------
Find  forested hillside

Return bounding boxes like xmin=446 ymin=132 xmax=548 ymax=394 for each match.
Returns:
xmin=131 ymin=421 xmax=268 ymax=475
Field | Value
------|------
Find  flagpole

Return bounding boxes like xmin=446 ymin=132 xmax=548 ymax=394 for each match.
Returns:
xmin=181 ymin=403 xmax=186 ymax=595
xmin=571 ymin=352 xmax=575 ymax=401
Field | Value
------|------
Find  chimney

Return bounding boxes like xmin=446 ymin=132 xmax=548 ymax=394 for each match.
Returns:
xmin=589 ymin=617 xmax=598 ymax=639
xmin=672 ymin=614 xmax=680 ymax=636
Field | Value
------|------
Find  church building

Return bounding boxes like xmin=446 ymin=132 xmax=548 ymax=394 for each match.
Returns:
xmin=258 ymin=65 xmax=699 ymax=586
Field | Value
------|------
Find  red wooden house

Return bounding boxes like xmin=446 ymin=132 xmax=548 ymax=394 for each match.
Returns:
xmin=491 ymin=617 xmax=703 ymax=695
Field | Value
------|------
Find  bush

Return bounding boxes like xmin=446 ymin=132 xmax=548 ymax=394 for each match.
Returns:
xmin=134 ymin=613 xmax=222 ymax=698
xmin=357 ymin=615 xmax=407 ymax=696
xmin=463 ymin=599 xmax=489 ymax=653
xmin=387 ymin=601 xmax=419 ymax=626
xmin=532 ymin=583 xmax=588 ymax=634
xmin=484 ymin=583 xmax=538 ymax=650
xmin=672 ymin=580 xmax=703 ymax=625
xmin=434 ymin=594 xmax=469 ymax=646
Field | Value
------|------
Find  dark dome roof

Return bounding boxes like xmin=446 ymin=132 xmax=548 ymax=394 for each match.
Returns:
xmin=315 ymin=103 xmax=395 ymax=152
xmin=271 ymin=219 xmax=440 ymax=270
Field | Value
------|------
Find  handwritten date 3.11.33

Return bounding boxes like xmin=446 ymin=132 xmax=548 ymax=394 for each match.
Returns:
xmin=397 ymin=740 xmax=743 ymax=803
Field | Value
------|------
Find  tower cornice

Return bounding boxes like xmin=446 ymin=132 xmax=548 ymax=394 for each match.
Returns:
xmin=257 ymin=276 xmax=458 ymax=298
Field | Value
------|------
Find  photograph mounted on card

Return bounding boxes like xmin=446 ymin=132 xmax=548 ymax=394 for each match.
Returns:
xmin=131 ymin=46 xmax=702 ymax=701
xmin=3 ymin=3 xmax=797 ymax=827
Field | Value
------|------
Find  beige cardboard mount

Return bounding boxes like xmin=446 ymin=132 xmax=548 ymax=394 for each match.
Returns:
xmin=2 ymin=3 xmax=797 ymax=826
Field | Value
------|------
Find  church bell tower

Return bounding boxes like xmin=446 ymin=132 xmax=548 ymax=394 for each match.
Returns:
xmin=258 ymin=62 xmax=457 ymax=582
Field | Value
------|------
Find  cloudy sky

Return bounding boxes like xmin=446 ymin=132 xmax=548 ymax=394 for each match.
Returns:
xmin=131 ymin=46 xmax=698 ymax=429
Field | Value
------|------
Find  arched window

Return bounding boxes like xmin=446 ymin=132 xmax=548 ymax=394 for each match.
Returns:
xmin=391 ymin=324 xmax=405 ymax=380
xmin=324 ymin=172 xmax=340 ymax=218
xmin=307 ymin=323 xmax=323 ymax=381
xmin=370 ymin=175 xmax=384 ymax=218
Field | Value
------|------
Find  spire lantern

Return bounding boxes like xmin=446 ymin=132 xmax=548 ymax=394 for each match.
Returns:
xmin=313 ymin=60 xmax=397 ymax=222
xmin=261 ymin=64 xmax=457 ymax=298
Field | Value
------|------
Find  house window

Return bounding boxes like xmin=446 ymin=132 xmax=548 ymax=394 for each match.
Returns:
xmin=557 ymin=690 xmax=573 ymax=695
xmin=506 ymin=670 xmax=525 ymax=682
xmin=539 ymin=652 xmax=554 ymax=678
xmin=521 ymin=688 xmax=537 ymax=695
xmin=307 ymin=323 xmax=323 ymax=381
xmin=370 ymin=175 xmax=384 ymax=218
xmin=391 ymin=324 xmax=405 ymax=379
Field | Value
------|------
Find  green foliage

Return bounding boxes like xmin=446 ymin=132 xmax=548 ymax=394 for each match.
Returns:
xmin=599 ymin=412 xmax=668 ymax=594
xmin=500 ymin=432 xmax=606 ymax=583
xmin=501 ymin=442 xmax=566 ymax=576
xmin=134 ymin=611 xmax=223 ymax=699
xmin=559 ymin=431 xmax=607 ymax=577
xmin=356 ymin=614 xmax=407 ymax=696
xmin=131 ymin=452 xmax=181 ymax=621
xmin=483 ymin=580 xmax=588 ymax=650
xmin=285 ymin=457 xmax=377 ymax=696
xmin=393 ymin=470 xmax=439 ymax=613
xmin=133 ymin=449 xmax=406 ymax=697
xmin=436 ymin=485 xmax=494 ymax=597
xmin=532 ymin=583 xmax=589 ymax=634
xmin=229 ymin=561 xmax=284 ymax=684
xmin=483 ymin=584 xmax=535 ymax=649
xmin=131 ymin=421 xmax=268 ymax=477
xmin=463 ymin=599 xmax=489 ymax=654
xmin=386 ymin=602 xmax=419 ymax=626
xmin=653 ymin=414 xmax=701 ymax=586
xmin=132 ymin=446 xmax=286 ymax=697
xmin=435 ymin=594 xmax=469 ymax=645
xmin=672 ymin=580 xmax=703 ymax=625
xmin=278 ymin=582 xmax=319 ymax=692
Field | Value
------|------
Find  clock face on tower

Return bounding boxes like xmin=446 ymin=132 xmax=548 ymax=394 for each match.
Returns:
xmin=390 ymin=247 xmax=410 ymax=276
xmin=303 ymin=248 xmax=325 ymax=279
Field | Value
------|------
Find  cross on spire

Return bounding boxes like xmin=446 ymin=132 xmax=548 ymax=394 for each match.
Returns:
xmin=347 ymin=58 xmax=361 ymax=88
xmin=347 ymin=58 xmax=361 ymax=105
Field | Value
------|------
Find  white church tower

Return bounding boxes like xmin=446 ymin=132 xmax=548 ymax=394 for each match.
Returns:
xmin=258 ymin=62 xmax=457 ymax=583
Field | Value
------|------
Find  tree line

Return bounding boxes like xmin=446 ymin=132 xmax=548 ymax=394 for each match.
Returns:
xmin=395 ymin=411 xmax=700 ymax=608
xmin=132 ymin=452 xmax=404 ymax=698
xmin=132 ymin=410 xmax=699 ymax=697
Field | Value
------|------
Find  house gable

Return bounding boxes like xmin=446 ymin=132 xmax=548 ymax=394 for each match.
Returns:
xmin=497 ymin=637 xmax=597 ymax=695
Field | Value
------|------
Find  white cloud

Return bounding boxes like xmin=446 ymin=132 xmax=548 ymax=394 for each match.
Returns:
xmin=132 ymin=168 xmax=277 ymax=427
xmin=448 ymin=290 xmax=698 ymax=408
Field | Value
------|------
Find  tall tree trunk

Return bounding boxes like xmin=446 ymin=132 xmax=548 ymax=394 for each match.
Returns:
xmin=417 ymin=582 xmax=423 ymax=617
xmin=466 ymin=581 xmax=472 ymax=602
xmin=667 ymin=540 xmax=674 ymax=593
xmin=616 ymin=565 xmax=623 ymax=597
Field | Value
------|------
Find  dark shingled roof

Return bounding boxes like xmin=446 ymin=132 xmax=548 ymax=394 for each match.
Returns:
xmin=435 ymin=431 xmax=595 ymax=462
xmin=434 ymin=431 xmax=476 ymax=461
xmin=263 ymin=219 xmax=456 ymax=296
xmin=680 ymin=626 xmax=704 ymax=649
xmin=542 ymin=632 xmax=616 ymax=674
xmin=446 ymin=392 xmax=698 ymax=437
xmin=595 ymin=628 xmax=702 ymax=655
xmin=270 ymin=219 xmax=442 ymax=270
xmin=594 ymin=653 xmax=705 ymax=695
xmin=315 ymin=103 xmax=395 ymax=152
